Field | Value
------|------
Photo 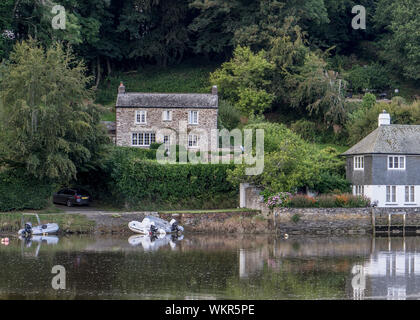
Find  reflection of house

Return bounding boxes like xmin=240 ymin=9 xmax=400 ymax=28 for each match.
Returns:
xmin=363 ymin=251 xmax=420 ymax=299
xmin=342 ymin=111 xmax=420 ymax=207
xmin=115 ymin=83 xmax=218 ymax=151
xmin=352 ymin=238 xmax=420 ymax=300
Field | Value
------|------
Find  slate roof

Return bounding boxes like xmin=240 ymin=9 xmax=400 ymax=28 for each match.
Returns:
xmin=342 ymin=125 xmax=420 ymax=156
xmin=116 ymin=92 xmax=218 ymax=109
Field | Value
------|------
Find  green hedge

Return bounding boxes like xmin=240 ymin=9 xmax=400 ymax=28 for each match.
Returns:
xmin=0 ymin=169 xmax=55 ymax=212
xmin=109 ymin=159 xmax=238 ymax=210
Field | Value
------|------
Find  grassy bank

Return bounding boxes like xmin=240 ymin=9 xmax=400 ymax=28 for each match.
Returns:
xmin=96 ymin=61 xmax=217 ymax=106
xmin=0 ymin=212 xmax=96 ymax=234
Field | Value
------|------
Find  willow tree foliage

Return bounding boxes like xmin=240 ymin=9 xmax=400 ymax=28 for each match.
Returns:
xmin=0 ymin=39 xmax=109 ymax=183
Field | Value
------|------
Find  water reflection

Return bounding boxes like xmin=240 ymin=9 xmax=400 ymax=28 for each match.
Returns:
xmin=128 ymin=234 xmax=184 ymax=251
xmin=1 ymin=234 xmax=420 ymax=299
xmin=20 ymin=235 xmax=59 ymax=258
xmin=351 ymin=237 xmax=420 ymax=300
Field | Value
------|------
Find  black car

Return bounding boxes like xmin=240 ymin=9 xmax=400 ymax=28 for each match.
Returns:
xmin=53 ymin=188 xmax=91 ymax=207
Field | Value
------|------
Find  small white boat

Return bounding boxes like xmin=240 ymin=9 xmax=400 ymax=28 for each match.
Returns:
xmin=128 ymin=216 xmax=184 ymax=235
xmin=18 ymin=213 xmax=59 ymax=237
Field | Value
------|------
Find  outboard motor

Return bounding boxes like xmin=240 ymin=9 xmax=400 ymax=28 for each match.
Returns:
xmin=170 ymin=220 xmax=179 ymax=233
xmin=149 ymin=224 xmax=158 ymax=236
xmin=22 ymin=222 xmax=33 ymax=237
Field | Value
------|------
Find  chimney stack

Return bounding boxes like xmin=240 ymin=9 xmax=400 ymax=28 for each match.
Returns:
xmin=212 ymin=85 xmax=218 ymax=95
xmin=378 ymin=110 xmax=391 ymax=127
xmin=118 ymin=82 xmax=125 ymax=94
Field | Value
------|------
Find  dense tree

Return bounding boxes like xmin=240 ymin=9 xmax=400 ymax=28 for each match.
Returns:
xmin=210 ymin=46 xmax=275 ymax=116
xmin=374 ymin=0 xmax=420 ymax=80
xmin=0 ymin=39 xmax=109 ymax=183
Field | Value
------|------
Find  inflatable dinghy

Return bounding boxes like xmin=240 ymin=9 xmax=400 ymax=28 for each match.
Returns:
xmin=18 ymin=214 xmax=59 ymax=237
xmin=128 ymin=216 xmax=184 ymax=235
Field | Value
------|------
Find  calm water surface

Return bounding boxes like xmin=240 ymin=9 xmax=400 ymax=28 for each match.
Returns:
xmin=0 ymin=233 xmax=418 ymax=300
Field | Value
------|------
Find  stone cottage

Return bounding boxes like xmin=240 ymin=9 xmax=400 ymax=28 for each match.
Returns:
xmin=115 ymin=83 xmax=218 ymax=152
xmin=342 ymin=110 xmax=420 ymax=207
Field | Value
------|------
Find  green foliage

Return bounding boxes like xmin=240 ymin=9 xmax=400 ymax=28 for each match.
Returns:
xmin=362 ymin=93 xmax=377 ymax=109
xmin=210 ymin=46 xmax=274 ymax=116
xmin=96 ymin=62 xmax=214 ymax=105
xmin=288 ymin=195 xmax=317 ymax=208
xmin=287 ymin=53 xmax=347 ymax=126
xmin=346 ymin=100 xmax=420 ymax=145
xmin=109 ymin=159 xmax=238 ymax=210
xmin=290 ymin=120 xmax=319 ymax=142
xmin=0 ymin=39 xmax=109 ymax=183
xmin=227 ymin=121 xmax=348 ymax=194
xmin=346 ymin=64 xmax=392 ymax=93
xmin=218 ymin=100 xmax=241 ymax=130
xmin=291 ymin=214 xmax=301 ymax=223
xmin=270 ymin=193 xmax=370 ymax=208
xmin=0 ymin=169 xmax=55 ymax=212
xmin=375 ymin=0 xmax=420 ymax=80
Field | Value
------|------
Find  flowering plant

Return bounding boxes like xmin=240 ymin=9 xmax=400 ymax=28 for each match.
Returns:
xmin=266 ymin=192 xmax=293 ymax=209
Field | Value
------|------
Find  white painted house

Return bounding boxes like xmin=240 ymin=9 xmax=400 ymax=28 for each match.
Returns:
xmin=342 ymin=111 xmax=420 ymax=208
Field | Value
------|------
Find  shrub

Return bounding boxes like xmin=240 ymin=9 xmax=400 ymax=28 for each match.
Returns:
xmin=266 ymin=192 xmax=293 ymax=209
xmin=290 ymin=119 xmax=318 ymax=142
xmin=288 ymin=195 xmax=317 ymax=208
xmin=345 ymin=194 xmax=371 ymax=208
xmin=218 ymin=100 xmax=241 ymax=130
xmin=109 ymin=159 xmax=238 ymax=210
xmin=0 ymin=169 xmax=55 ymax=212
xmin=346 ymin=64 xmax=392 ymax=93
xmin=317 ymin=194 xmax=338 ymax=208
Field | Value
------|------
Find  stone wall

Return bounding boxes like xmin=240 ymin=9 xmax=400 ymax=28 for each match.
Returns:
xmin=240 ymin=183 xmax=420 ymax=235
xmin=116 ymin=107 xmax=218 ymax=151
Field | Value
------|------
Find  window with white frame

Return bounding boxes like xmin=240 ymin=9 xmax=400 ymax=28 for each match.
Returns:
xmin=354 ymin=156 xmax=364 ymax=170
xmin=188 ymin=110 xmax=199 ymax=124
xmin=355 ymin=185 xmax=364 ymax=196
xmin=135 ymin=110 xmax=147 ymax=124
xmin=132 ymin=132 xmax=156 ymax=146
xmin=388 ymin=155 xmax=405 ymax=170
xmin=162 ymin=110 xmax=172 ymax=121
xmin=163 ymin=135 xmax=170 ymax=149
xmin=405 ymin=186 xmax=415 ymax=203
xmin=386 ymin=185 xmax=397 ymax=203
xmin=188 ymin=134 xmax=199 ymax=148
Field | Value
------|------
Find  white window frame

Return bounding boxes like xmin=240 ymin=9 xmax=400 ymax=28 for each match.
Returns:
xmin=162 ymin=110 xmax=172 ymax=121
xmin=135 ymin=110 xmax=147 ymax=124
xmin=131 ymin=132 xmax=156 ymax=147
xmin=355 ymin=185 xmax=364 ymax=196
xmin=354 ymin=156 xmax=364 ymax=170
xmin=188 ymin=134 xmax=199 ymax=148
xmin=386 ymin=185 xmax=397 ymax=203
xmin=388 ymin=155 xmax=405 ymax=170
xmin=405 ymin=186 xmax=415 ymax=203
xmin=188 ymin=110 xmax=199 ymax=125
xmin=163 ymin=135 xmax=170 ymax=150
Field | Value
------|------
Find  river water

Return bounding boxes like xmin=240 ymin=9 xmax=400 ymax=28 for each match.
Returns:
xmin=0 ymin=234 xmax=419 ymax=300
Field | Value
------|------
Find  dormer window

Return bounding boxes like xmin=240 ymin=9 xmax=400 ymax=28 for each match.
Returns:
xmin=388 ymin=155 xmax=405 ymax=170
xmin=354 ymin=156 xmax=364 ymax=170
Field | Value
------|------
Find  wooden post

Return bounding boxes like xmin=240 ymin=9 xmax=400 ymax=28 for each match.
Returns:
xmin=388 ymin=213 xmax=391 ymax=236
xmin=403 ymin=213 xmax=406 ymax=237
xmin=371 ymin=208 xmax=376 ymax=237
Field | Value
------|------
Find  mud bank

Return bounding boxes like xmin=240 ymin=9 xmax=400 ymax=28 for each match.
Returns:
xmin=3 ymin=207 xmax=420 ymax=236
